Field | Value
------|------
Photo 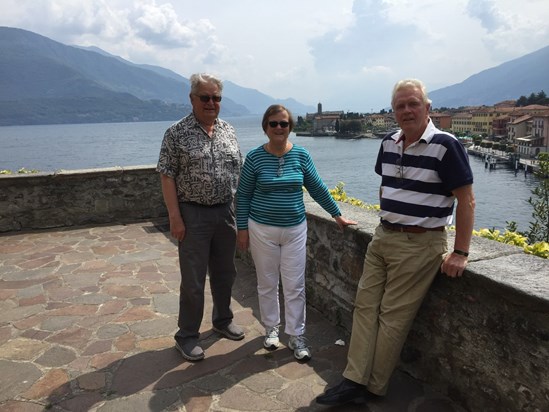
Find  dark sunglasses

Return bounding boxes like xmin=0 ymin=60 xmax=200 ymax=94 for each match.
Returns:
xmin=196 ymin=94 xmax=222 ymax=103
xmin=268 ymin=121 xmax=290 ymax=128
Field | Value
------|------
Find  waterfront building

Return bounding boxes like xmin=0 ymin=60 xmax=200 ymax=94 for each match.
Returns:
xmin=430 ymin=112 xmax=452 ymax=130
xmin=471 ymin=107 xmax=498 ymax=136
xmin=492 ymin=114 xmax=511 ymax=140
xmin=451 ymin=112 xmax=473 ymax=135
xmin=305 ymin=102 xmax=344 ymax=134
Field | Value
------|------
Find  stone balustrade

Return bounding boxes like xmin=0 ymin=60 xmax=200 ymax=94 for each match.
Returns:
xmin=1 ymin=166 xmax=547 ymax=411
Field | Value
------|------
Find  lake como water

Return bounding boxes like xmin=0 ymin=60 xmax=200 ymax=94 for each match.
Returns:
xmin=0 ymin=116 xmax=539 ymax=232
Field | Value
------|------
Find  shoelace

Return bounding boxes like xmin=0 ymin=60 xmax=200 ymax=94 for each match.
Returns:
xmin=292 ymin=336 xmax=307 ymax=349
xmin=267 ymin=326 xmax=279 ymax=338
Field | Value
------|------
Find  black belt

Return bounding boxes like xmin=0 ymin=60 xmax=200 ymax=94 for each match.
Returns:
xmin=381 ymin=221 xmax=445 ymax=233
xmin=182 ymin=201 xmax=230 ymax=208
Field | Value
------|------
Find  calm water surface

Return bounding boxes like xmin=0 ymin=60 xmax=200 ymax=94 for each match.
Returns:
xmin=0 ymin=116 xmax=538 ymax=232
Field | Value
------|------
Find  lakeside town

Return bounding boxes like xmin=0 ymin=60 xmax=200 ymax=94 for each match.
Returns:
xmin=296 ymin=98 xmax=549 ymax=171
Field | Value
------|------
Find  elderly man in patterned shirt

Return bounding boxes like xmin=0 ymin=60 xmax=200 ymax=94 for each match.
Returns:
xmin=157 ymin=73 xmax=244 ymax=362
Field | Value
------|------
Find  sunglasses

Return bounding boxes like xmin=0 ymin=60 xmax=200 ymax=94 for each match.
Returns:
xmin=395 ymin=156 xmax=404 ymax=181
xmin=196 ymin=94 xmax=222 ymax=103
xmin=277 ymin=157 xmax=285 ymax=177
xmin=268 ymin=121 xmax=290 ymax=128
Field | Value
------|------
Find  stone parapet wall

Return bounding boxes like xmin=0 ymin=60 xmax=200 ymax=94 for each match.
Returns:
xmin=0 ymin=166 xmax=166 ymax=232
xmin=1 ymin=167 xmax=548 ymax=411
xmin=303 ymin=197 xmax=548 ymax=412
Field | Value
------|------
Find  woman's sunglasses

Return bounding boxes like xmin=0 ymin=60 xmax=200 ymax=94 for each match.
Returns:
xmin=268 ymin=121 xmax=290 ymax=128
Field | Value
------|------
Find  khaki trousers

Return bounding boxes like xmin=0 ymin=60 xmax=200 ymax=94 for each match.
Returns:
xmin=343 ymin=224 xmax=447 ymax=395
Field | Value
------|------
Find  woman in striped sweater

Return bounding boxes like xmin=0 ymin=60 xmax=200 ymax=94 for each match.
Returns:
xmin=236 ymin=104 xmax=356 ymax=361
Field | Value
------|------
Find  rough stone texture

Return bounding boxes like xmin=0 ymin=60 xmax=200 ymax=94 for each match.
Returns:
xmin=0 ymin=220 xmax=465 ymax=412
xmin=0 ymin=166 xmax=166 ymax=232
xmin=0 ymin=168 xmax=547 ymax=411
xmin=302 ymin=195 xmax=549 ymax=412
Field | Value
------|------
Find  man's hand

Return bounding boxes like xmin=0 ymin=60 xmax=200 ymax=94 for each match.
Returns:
xmin=169 ymin=215 xmax=185 ymax=241
xmin=441 ymin=252 xmax=468 ymax=278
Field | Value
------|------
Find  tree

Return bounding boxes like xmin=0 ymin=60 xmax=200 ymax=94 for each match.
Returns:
xmin=537 ymin=90 xmax=549 ymax=105
xmin=516 ymin=96 xmax=528 ymax=107
xmin=515 ymin=90 xmax=549 ymax=107
xmin=527 ymin=153 xmax=549 ymax=243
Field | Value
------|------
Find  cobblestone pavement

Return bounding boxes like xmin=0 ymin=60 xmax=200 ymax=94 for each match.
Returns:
xmin=0 ymin=220 xmax=467 ymax=412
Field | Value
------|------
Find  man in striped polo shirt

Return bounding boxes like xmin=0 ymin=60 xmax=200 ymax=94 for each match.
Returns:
xmin=317 ymin=79 xmax=475 ymax=406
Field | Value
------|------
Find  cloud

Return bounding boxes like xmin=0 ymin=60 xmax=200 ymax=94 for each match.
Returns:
xmin=132 ymin=2 xmax=195 ymax=48
xmin=308 ymin=0 xmax=420 ymax=75
xmin=466 ymin=0 xmax=507 ymax=32
xmin=1 ymin=0 xmax=548 ymax=113
xmin=361 ymin=65 xmax=393 ymax=75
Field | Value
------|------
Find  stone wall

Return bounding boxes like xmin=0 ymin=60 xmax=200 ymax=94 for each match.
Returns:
xmin=303 ymin=198 xmax=549 ymax=412
xmin=0 ymin=166 xmax=166 ymax=232
xmin=1 ymin=167 xmax=548 ymax=411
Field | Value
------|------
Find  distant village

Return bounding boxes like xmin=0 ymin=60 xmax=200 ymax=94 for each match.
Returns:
xmin=296 ymin=100 xmax=549 ymax=160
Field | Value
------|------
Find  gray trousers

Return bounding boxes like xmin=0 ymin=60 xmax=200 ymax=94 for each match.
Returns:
xmin=175 ymin=201 xmax=237 ymax=344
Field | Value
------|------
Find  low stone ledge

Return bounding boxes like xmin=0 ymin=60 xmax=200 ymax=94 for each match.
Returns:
xmin=302 ymin=194 xmax=548 ymax=412
xmin=0 ymin=165 xmax=164 ymax=232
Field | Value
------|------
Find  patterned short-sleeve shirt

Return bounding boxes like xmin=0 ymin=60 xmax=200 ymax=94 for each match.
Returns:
xmin=156 ymin=113 xmax=242 ymax=205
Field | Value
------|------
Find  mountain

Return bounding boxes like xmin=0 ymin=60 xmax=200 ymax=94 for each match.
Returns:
xmin=77 ymin=47 xmax=315 ymax=115
xmin=430 ymin=45 xmax=549 ymax=108
xmin=0 ymin=27 xmax=314 ymax=126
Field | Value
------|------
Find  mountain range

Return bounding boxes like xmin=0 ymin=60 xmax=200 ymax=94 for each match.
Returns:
xmin=429 ymin=45 xmax=549 ymax=108
xmin=0 ymin=26 xmax=548 ymax=126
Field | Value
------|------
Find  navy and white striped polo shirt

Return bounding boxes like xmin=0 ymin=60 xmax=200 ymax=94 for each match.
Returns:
xmin=375 ymin=120 xmax=473 ymax=228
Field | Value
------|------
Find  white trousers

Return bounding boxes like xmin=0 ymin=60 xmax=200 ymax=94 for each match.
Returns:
xmin=248 ymin=219 xmax=308 ymax=336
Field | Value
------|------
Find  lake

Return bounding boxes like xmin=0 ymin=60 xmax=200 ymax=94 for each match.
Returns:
xmin=0 ymin=116 xmax=539 ymax=232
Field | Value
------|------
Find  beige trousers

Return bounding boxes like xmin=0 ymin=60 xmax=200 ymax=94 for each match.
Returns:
xmin=343 ymin=224 xmax=448 ymax=395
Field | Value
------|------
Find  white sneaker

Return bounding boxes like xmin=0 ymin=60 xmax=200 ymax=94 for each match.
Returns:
xmin=263 ymin=326 xmax=280 ymax=350
xmin=289 ymin=335 xmax=311 ymax=361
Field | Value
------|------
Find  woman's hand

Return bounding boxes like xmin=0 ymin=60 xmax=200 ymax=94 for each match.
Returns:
xmin=334 ymin=215 xmax=358 ymax=231
xmin=237 ymin=229 xmax=249 ymax=251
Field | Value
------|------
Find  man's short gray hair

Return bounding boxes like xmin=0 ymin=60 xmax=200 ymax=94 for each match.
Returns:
xmin=391 ymin=79 xmax=432 ymax=109
xmin=189 ymin=73 xmax=223 ymax=95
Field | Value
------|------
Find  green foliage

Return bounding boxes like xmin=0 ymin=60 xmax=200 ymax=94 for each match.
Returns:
xmin=0 ymin=168 xmax=40 ymax=174
xmin=516 ymin=90 xmax=549 ymax=106
xmin=526 ymin=152 xmax=549 ymax=243
xmin=338 ymin=120 xmax=363 ymax=134
xmin=294 ymin=116 xmax=312 ymax=132
xmin=332 ymin=184 xmax=549 ymax=259
xmin=472 ymin=228 xmax=528 ymax=247
xmin=0 ymin=97 xmax=190 ymax=126
xmin=329 ymin=182 xmax=379 ymax=211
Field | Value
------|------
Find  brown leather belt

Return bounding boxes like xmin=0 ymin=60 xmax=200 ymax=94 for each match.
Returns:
xmin=381 ymin=221 xmax=445 ymax=233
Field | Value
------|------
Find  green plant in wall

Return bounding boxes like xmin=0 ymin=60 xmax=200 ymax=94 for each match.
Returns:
xmin=332 ymin=183 xmax=549 ymax=259
xmin=329 ymin=182 xmax=379 ymax=211
xmin=0 ymin=168 xmax=40 ymax=174
xmin=527 ymin=152 xmax=549 ymax=243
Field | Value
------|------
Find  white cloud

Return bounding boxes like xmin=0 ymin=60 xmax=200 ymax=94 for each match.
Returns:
xmin=1 ymin=0 xmax=548 ymax=112
xmin=133 ymin=2 xmax=195 ymax=47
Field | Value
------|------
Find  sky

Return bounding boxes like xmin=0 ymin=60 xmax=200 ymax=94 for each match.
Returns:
xmin=1 ymin=0 xmax=549 ymax=112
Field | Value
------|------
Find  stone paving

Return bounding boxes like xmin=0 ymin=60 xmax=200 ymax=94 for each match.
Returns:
xmin=0 ymin=220 xmax=467 ymax=412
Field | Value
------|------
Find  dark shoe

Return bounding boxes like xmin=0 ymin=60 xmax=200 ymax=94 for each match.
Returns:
xmin=316 ymin=378 xmax=368 ymax=406
xmin=213 ymin=322 xmax=245 ymax=341
xmin=175 ymin=337 xmax=204 ymax=362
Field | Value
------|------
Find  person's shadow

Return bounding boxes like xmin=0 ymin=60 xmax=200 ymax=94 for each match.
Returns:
xmin=44 ymin=255 xmax=350 ymax=411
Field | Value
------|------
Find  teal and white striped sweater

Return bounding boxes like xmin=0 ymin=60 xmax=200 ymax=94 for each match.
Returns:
xmin=236 ymin=144 xmax=341 ymax=229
